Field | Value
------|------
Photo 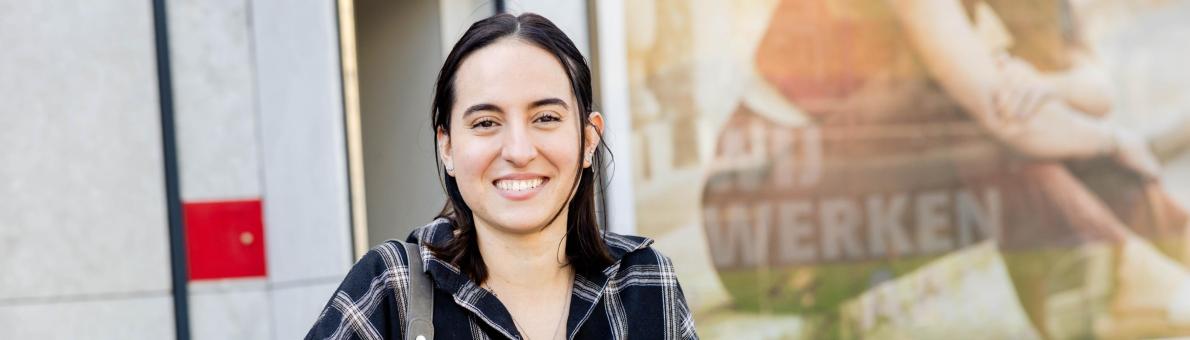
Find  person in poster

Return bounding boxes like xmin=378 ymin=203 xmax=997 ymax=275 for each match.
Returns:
xmin=698 ymin=0 xmax=1190 ymax=337
xmin=890 ymin=1 xmax=1190 ymax=336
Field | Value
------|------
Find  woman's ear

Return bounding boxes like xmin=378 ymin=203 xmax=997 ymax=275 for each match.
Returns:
xmin=584 ymin=112 xmax=605 ymax=168
xmin=437 ymin=127 xmax=455 ymax=176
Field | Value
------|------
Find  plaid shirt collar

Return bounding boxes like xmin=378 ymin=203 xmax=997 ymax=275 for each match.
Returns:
xmin=407 ymin=219 xmax=653 ymax=340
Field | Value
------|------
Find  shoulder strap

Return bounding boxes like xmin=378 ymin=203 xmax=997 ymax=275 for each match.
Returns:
xmin=402 ymin=241 xmax=434 ymax=340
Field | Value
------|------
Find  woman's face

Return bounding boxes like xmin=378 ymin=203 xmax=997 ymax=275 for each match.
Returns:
xmin=439 ymin=38 xmax=602 ymax=234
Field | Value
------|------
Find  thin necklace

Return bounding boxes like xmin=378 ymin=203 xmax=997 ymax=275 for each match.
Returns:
xmin=485 ymin=273 xmax=573 ymax=340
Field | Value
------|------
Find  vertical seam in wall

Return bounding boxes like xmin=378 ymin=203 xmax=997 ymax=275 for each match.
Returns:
xmin=586 ymin=0 xmax=602 ymax=105
xmin=336 ymin=0 xmax=370 ymax=260
xmin=585 ymin=0 xmax=608 ymax=231
xmin=334 ymin=0 xmax=354 ymax=263
xmin=242 ymin=0 xmax=279 ymax=338
xmin=151 ymin=0 xmax=191 ymax=338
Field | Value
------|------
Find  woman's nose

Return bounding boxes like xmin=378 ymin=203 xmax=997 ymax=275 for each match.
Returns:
xmin=500 ymin=122 xmax=538 ymax=167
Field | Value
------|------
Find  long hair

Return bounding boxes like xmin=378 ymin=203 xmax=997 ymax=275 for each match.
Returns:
xmin=429 ymin=13 xmax=613 ymax=283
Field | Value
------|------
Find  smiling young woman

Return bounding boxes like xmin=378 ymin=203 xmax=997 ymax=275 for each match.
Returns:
xmin=306 ymin=13 xmax=698 ymax=340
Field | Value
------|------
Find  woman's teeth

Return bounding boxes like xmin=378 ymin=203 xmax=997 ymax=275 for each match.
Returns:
xmin=495 ymin=178 xmax=544 ymax=191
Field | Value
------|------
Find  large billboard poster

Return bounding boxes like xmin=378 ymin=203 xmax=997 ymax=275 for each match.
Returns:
xmin=624 ymin=0 xmax=1190 ymax=338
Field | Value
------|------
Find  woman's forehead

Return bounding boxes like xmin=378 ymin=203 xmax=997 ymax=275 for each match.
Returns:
xmin=452 ymin=38 xmax=575 ymax=110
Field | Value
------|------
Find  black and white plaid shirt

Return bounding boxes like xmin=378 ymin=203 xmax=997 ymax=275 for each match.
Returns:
xmin=306 ymin=219 xmax=699 ymax=340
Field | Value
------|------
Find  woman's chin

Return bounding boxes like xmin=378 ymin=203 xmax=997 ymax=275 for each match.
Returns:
xmin=482 ymin=213 xmax=559 ymax=234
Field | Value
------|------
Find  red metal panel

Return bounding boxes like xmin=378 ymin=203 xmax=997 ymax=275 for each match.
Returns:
xmin=183 ymin=199 xmax=268 ymax=281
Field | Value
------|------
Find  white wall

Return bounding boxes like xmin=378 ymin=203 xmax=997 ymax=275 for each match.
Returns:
xmin=169 ymin=0 xmax=263 ymax=202
xmin=251 ymin=0 xmax=354 ymax=338
xmin=0 ymin=0 xmax=176 ymax=338
xmin=165 ymin=0 xmax=273 ymax=336
xmin=593 ymin=0 xmax=638 ymax=236
xmin=167 ymin=0 xmax=354 ymax=338
xmin=0 ymin=0 xmax=354 ymax=339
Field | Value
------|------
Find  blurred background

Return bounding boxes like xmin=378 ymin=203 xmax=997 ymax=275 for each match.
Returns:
xmin=3 ymin=0 xmax=1190 ymax=339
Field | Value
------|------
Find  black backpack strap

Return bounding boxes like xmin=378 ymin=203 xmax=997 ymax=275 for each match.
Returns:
xmin=403 ymin=241 xmax=434 ymax=340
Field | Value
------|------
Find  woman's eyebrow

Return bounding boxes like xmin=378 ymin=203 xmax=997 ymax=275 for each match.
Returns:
xmin=528 ymin=97 xmax=568 ymax=110
xmin=462 ymin=103 xmax=502 ymax=118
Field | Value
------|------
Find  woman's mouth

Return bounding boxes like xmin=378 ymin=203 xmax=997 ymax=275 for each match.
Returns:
xmin=495 ymin=178 xmax=544 ymax=191
xmin=493 ymin=176 xmax=549 ymax=200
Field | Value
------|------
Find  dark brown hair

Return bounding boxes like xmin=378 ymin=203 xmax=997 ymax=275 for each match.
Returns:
xmin=429 ymin=13 xmax=613 ymax=283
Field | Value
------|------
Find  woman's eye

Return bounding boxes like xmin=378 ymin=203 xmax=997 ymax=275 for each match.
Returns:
xmin=535 ymin=113 xmax=562 ymax=123
xmin=471 ymin=119 xmax=499 ymax=129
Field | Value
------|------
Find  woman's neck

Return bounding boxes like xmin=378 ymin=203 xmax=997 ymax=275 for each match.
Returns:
xmin=475 ymin=216 xmax=572 ymax=288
